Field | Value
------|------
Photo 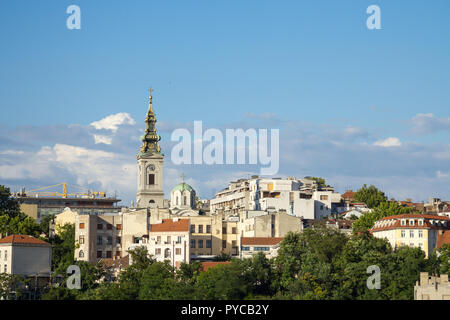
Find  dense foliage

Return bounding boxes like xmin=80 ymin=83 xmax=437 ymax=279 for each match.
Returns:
xmin=40 ymin=228 xmax=445 ymax=300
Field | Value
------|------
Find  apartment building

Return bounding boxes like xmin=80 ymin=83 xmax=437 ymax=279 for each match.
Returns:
xmin=240 ymin=210 xmax=303 ymax=238
xmin=210 ymin=178 xmax=250 ymax=215
xmin=0 ymin=235 xmax=52 ymax=276
xmin=75 ymin=212 xmax=123 ymax=263
xmin=129 ymin=218 xmax=190 ymax=268
xmin=371 ymin=214 xmax=450 ymax=258
xmin=240 ymin=237 xmax=283 ymax=259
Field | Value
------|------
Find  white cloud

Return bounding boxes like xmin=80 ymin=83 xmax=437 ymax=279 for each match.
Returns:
xmin=90 ymin=113 xmax=136 ymax=132
xmin=373 ymin=137 xmax=402 ymax=147
xmin=411 ymin=113 xmax=450 ymax=134
xmin=93 ymin=134 xmax=113 ymax=145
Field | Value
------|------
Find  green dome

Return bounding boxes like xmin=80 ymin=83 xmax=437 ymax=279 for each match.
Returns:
xmin=172 ymin=182 xmax=194 ymax=193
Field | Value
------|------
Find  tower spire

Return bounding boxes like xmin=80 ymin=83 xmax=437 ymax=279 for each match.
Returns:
xmin=138 ymin=87 xmax=162 ymax=157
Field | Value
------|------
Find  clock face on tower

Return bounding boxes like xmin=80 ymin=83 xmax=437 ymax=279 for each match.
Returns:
xmin=148 ymin=164 xmax=155 ymax=171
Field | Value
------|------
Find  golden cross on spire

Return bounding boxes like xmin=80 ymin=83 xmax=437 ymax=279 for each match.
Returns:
xmin=181 ymin=173 xmax=185 ymax=184
xmin=148 ymin=86 xmax=154 ymax=97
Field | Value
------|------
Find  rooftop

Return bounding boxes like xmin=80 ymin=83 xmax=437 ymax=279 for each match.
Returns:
xmin=0 ymin=234 xmax=51 ymax=246
xmin=150 ymin=219 xmax=189 ymax=232
xmin=241 ymin=237 xmax=283 ymax=246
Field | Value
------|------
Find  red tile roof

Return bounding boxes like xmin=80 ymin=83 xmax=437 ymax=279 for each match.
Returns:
xmin=200 ymin=261 xmax=231 ymax=272
xmin=241 ymin=237 xmax=283 ymax=246
xmin=437 ymin=231 xmax=450 ymax=248
xmin=0 ymin=234 xmax=50 ymax=246
xmin=150 ymin=219 xmax=189 ymax=232
xmin=371 ymin=214 xmax=450 ymax=232
xmin=378 ymin=214 xmax=450 ymax=221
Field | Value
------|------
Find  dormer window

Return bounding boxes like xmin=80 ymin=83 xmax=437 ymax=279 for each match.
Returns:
xmin=401 ymin=219 xmax=406 ymax=226
xmin=409 ymin=220 xmax=414 ymax=226
xmin=418 ymin=220 xmax=424 ymax=226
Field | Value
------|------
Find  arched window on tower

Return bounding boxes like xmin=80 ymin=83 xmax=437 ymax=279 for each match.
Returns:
xmin=176 ymin=196 xmax=179 ymax=206
xmin=183 ymin=195 xmax=187 ymax=206
xmin=79 ymin=250 xmax=84 ymax=258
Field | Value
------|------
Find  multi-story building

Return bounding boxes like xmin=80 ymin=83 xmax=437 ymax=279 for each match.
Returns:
xmin=370 ymin=214 xmax=450 ymax=258
xmin=75 ymin=212 xmax=123 ymax=263
xmin=415 ymin=272 xmax=450 ymax=300
xmin=240 ymin=210 xmax=303 ymax=238
xmin=129 ymin=218 xmax=190 ymax=268
xmin=210 ymin=178 xmax=250 ymax=215
xmin=0 ymin=235 xmax=52 ymax=276
xmin=240 ymin=237 xmax=283 ymax=259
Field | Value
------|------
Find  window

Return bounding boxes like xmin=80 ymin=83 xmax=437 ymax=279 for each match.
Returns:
xmin=232 ymin=227 xmax=237 ymax=234
xmin=177 ymin=236 xmax=182 ymax=244
xmin=401 ymin=220 xmax=406 ymax=226
xmin=176 ymin=248 xmax=181 ymax=255
xmin=222 ymin=240 xmax=227 ymax=248
xmin=79 ymin=223 xmax=85 ymax=229
xmin=222 ymin=227 xmax=227 ymax=234
xmin=157 ymin=236 xmax=161 ymax=243
xmin=117 ymin=236 xmax=121 ymax=244
xmin=116 ymin=224 xmax=122 ymax=230
xmin=79 ymin=236 xmax=85 ymax=244
xmin=418 ymin=230 xmax=423 ymax=238
xmin=206 ymin=225 xmax=211 ymax=233
xmin=198 ymin=240 xmax=204 ymax=248
xmin=167 ymin=236 xmax=171 ymax=243
xmin=97 ymin=224 xmax=103 ymax=230
xmin=183 ymin=196 xmax=187 ymax=206
xmin=97 ymin=236 xmax=103 ymax=245
xmin=107 ymin=236 xmax=113 ymax=245
xmin=107 ymin=224 xmax=112 ymax=230
xmin=79 ymin=250 xmax=84 ymax=258
xmin=418 ymin=220 xmax=423 ymax=226
xmin=401 ymin=230 xmax=406 ymax=238
xmin=320 ymin=195 xmax=329 ymax=200
xmin=242 ymin=246 xmax=250 ymax=251
xmin=148 ymin=174 xmax=155 ymax=185
xmin=97 ymin=251 xmax=102 ymax=258
xmin=418 ymin=243 xmax=423 ymax=249
xmin=191 ymin=224 xmax=196 ymax=233
xmin=164 ymin=248 xmax=171 ymax=258
xmin=206 ymin=240 xmax=212 ymax=248
xmin=190 ymin=239 xmax=195 ymax=248
xmin=409 ymin=220 xmax=414 ymax=226
xmin=232 ymin=240 xmax=237 ymax=247
xmin=410 ymin=230 xmax=414 ymax=238
xmin=106 ymin=251 xmax=112 ymax=258
xmin=255 ymin=247 xmax=270 ymax=251
xmin=155 ymin=248 xmax=161 ymax=255
xmin=198 ymin=225 xmax=203 ymax=233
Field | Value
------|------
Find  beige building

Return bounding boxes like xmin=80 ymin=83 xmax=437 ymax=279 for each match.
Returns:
xmin=0 ymin=235 xmax=51 ymax=277
xmin=415 ymin=272 xmax=450 ymax=300
xmin=371 ymin=214 xmax=450 ymax=258
xmin=239 ymin=210 xmax=303 ymax=238
xmin=75 ymin=213 xmax=123 ymax=262
xmin=129 ymin=218 xmax=190 ymax=268
xmin=240 ymin=237 xmax=283 ymax=259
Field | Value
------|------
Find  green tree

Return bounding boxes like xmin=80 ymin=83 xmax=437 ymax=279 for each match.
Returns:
xmin=352 ymin=201 xmax=413 ymax=232
xmin=353 ymin=184 xmax=387 ymax=208
xmin=195 ymin=260 xmax=251 ymax=299
xmin=0 ymin=273 xmax=28 ymax=300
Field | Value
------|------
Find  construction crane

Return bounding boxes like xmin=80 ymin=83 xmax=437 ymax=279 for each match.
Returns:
xmin=23 ymin=182 xmax=106 ymax=199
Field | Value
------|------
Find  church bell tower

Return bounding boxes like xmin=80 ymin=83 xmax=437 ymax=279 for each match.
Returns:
xmin=136 ymin=88 xmax=164 ymax=208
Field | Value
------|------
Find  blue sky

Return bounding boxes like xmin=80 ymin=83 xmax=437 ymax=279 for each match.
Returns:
xmin=1 ymin=1 xmax=450 ymax=205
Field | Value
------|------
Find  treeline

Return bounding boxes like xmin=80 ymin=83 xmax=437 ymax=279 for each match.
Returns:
xmin=42 ymin=228 xmax=450 ymax=300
